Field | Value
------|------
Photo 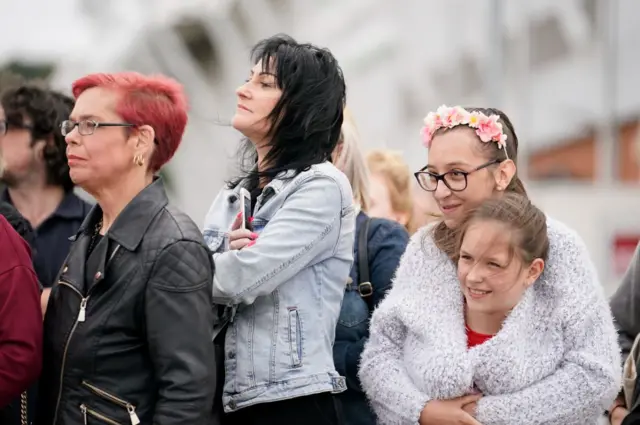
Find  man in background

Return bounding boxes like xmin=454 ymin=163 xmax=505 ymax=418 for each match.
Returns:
xmin=0 ymin=83 xmax=91 ymax=312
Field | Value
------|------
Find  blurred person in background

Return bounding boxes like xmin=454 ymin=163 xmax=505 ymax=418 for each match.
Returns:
xmin=37 ymin=72 xmax=218 ymax=425
xmin=0 ymin=201 xmax=41 ymax=425
xmin=332 ymin=109 xmax=409 ymax=425
xmin=366 ymin=149 xmax=413 ymax=232
xmin=202 ymin=34 xmax=353 ymax=425
xmin=410 ymin=179 xmax=442 ymax=233
xmin=608 ymin=128 xmax=640 ymax=425
xmin=360 ymin=106 xmax=620 ymax=425
xmin=0 ymin=84 xmax=91 ymax=313
xmin=0 ymin=205 xmax=43 ymax=425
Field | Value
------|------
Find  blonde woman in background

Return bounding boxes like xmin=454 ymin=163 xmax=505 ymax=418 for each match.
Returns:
xmin=332 ymin=109 xmax=410 ymax=425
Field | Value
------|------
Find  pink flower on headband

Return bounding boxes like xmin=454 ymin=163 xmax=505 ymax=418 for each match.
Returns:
xmin=420 ymin=105 xmax=508 ymax=154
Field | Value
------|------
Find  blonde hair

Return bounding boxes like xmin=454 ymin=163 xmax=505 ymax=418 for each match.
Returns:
xmin=334 ymin=108 xmax=371 ymax=211
xmin=367 ymin=149 xmax=413 ymax=230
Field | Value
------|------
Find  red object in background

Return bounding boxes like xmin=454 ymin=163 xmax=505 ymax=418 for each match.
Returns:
xmin=613 ymin=234 xmax=640 ymax=277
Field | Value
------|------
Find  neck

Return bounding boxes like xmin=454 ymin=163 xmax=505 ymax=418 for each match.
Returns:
xmin=255 ymin=144 xmax=271 ymax=188
xmin=464 ymin=305 xmax=507 ymax=335
xmin=93 ymin=174 xmax=153 ymax=234
xmin=8 ymin=181 xmax=65 ymax=228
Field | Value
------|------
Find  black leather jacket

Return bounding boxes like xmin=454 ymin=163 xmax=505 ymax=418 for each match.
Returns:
xmin=36 ymin=179 xmax=218 ymax=425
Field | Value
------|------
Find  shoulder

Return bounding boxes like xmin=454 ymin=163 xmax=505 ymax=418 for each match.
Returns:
xmin=0 ymin=215 xmax=32 ymax=273
xmin=367 ymin=217 xmax=409 ymax=244
xmin=151 ymin=204 xmax=209 ymax=248
xmin=292 ymin=162 xmax=352 ymax=193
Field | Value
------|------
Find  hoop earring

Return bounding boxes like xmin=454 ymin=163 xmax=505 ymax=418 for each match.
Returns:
xmin=133 ymin=154 xmax=145 ymax=167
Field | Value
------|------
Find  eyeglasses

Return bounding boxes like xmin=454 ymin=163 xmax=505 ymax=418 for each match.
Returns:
xmin=60 ymin=120 xmax=135 ymax=137
xmin=0 ymin=120 xmax=34 ymax=136
xmin=414 ymin=159 xmax=500 ymax=192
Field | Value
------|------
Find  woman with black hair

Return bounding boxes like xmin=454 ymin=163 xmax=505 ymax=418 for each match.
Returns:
xmin=203 ymin=34 xmax=353 ymax=425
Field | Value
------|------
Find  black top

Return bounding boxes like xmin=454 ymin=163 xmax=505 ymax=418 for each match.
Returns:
xmin=2 ymin=189 xmax=92 ymax=287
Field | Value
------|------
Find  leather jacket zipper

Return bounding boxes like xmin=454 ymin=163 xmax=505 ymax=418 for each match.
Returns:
xmin=52 ymin=244 xmax=121 ymax=425
xmin=80 ymin=404 xmax=121 ymax=425
xmin=52 ymin=281 xmax=88 ymax=425
xmin=82 ymin=381 xmax=140 ymax=425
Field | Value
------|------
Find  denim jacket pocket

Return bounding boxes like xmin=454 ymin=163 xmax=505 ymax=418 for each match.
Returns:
xmin=288 ymin=307 xmax=303 ymax=368
xmin=203 ymin=228 xmax=228 ymax=254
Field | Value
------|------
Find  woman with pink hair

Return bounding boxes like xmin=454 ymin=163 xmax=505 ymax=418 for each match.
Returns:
xmin=37 ymin=72 xmax=219 ymax=425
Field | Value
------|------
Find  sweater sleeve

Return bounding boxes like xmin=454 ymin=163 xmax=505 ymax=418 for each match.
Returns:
xmin=476 ymin=222 xmax=621 ymax=425
xmin=359 ymin=232 xmax=431 ymax=424
xmin=610 ymin=242 xmax=640 ymax=361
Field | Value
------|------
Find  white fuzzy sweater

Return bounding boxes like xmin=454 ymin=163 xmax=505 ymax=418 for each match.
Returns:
xmin=359 ymin=219 xmax=621 ymax=425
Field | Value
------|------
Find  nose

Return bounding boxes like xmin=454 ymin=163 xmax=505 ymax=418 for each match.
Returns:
xmin=236 ymin=82 xmax=251 ymax=100
xmin=432 ymin=179 xmax=452 ymax=201
xmin=465 ymin=261 xmax=484 ymax=284
xmin=64 ymin=126 xmax=80 ymax=145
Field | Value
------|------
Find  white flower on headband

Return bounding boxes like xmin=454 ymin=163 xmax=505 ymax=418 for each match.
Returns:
xmin=420 ymin=105 xmax=508 ymax=152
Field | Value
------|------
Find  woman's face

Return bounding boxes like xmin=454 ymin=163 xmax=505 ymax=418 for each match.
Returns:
xmin=457 ymin=220 xmax=544 ymax=316
xmin=65 ymin=87 xmax=150 ymax=194
xmin=426 ymin=127 xmax=504 ymax=228
xmin=232 ymin=60 xmax=283 ymax=144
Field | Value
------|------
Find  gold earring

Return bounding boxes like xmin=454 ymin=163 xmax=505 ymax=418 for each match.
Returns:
xmin=133 ymin=154 xmax=145 ymax=167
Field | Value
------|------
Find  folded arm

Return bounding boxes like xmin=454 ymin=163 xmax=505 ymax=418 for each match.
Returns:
xmin=211 ymin=175 xmax=348 ymax=305
xmin=146 ymin=241 xmax=217 ymax=425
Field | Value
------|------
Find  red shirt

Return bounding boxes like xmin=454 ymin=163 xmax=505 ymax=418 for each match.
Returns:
xmin=0 ymin=215 xmax=43 ymax=406
xmin=466 ymin=325 xmax=493 ymax=348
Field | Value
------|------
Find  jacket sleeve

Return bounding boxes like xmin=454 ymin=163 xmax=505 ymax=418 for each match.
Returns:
xmin=477 ymin=226 xmax=621 ymax=425
xmin=610 ymin=242 xmax=640 ymax=361
xmin=359 ymin=235 xmax=430 ymax=424
xmin=211 ymin=175 xmax=351 ymax=305
xmin=333 ymin=221 xmax=409 ymax=393
xmin=0 ymin=265 xmax=43 ymax=407
xmin=145 ymin=240 xmax=216 ymax=425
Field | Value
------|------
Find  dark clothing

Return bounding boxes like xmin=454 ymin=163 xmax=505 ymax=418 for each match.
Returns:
xmin=333 ymin=212 xmax=409 ymax=425
xmin=1 ymin=189 xmax=91 ymax=287
xmin=36 ymin=179 xmax=219 ymax=425
xmin=224 ymin=392 xmax=344 ymax=425
xmin=0 ymin=215 xmax=42 ymax=420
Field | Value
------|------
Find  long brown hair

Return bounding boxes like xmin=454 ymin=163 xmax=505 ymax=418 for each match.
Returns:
xmin=434 ymin=193 xmax=549 ymax=265
xmin=430 ymin=107 xmax=526 ymax=254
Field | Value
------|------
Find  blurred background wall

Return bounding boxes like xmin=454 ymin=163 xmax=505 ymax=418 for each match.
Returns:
xmin=1 ymin=0 xmax=638 ymax=293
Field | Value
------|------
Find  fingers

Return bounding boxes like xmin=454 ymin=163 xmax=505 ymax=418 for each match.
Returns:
xmin=461 ymin=401 xmax=477 ymax=416
xmin=231 ymin=212 xmax=243 ymax=231
xmin=461 ymin=413 xmax=483 ymax=425
xmin=457 ymin=393 xmax=482 ymax=406
xmin=229 ymin=238 xmax=252 ymax=250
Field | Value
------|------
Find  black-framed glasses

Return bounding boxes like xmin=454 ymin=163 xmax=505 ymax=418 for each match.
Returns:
xmin=0 ymin=120 xmax=34 ymax=136
xmin=60 ymin=120 xmax=135 ymax=137
xmin=414 ymin=159 xmax=500 ymax=192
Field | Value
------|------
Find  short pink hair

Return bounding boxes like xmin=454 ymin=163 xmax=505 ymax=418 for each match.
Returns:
xmin=72 ymin=72 xmax=189 ymax=172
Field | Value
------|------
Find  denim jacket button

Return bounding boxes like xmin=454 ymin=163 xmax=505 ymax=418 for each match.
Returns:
xmin=228 ymin=351 xmax=236 ymax=360
xmin=228 ymin=400 xmax=237 ymax=410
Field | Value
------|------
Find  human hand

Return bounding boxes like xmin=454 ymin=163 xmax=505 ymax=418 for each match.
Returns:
xmin=610 ymin=405 xmax=629 ymax=425
xmin=228 ymin=212 xmax=258 ymax=250
xmin=419 ymin=394 xmax=483 ymax=425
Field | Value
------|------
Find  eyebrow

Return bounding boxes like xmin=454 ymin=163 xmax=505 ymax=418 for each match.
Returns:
xmin=249 ymin=70 xmax=277 ymax=78
xmin=68 ymin=114 xmax=100 ymax=121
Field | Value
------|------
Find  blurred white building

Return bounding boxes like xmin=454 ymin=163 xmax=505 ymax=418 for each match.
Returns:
xmin=1 ymin=0 xmax=639 ymax=291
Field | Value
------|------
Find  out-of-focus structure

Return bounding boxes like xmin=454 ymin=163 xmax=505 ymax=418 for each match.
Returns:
xmin=1 ymin=0 xmax=638 ymax=292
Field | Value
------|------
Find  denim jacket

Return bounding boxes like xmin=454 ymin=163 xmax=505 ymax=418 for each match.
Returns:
xmin=203 ymin=162 xmax=355 ymax=413
xmin=333 ymin=212 xmax=409 ymax=425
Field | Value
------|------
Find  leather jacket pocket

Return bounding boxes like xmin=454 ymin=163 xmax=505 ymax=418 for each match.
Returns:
xmin=80 ymin=404 xmax=122 ymax=425
xmin=288 ymin=307 xmax=303 ymax=368
xmin=82 ymin=381 xmax=140 ymax=425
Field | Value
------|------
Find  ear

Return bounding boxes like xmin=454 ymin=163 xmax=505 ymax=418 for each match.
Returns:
xmin=494 ymin=158 xmax=516 ymax=191
xmin=132 ymin=124 xmax=155 ymax=156
xmin=524 ymin=258 xmax=544 ymax=287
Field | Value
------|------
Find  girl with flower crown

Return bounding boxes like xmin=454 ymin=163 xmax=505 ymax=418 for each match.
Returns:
xmin=359 ymin=106 xmax=621 ymax=425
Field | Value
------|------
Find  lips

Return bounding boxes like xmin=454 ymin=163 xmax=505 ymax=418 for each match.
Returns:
xmin=237 ymin=104 xmax=251 ymax=112
xmin=440 ymin=204 xmax=461 ymax=213
xmin=467 ymin=287 xmax=492 ymax=299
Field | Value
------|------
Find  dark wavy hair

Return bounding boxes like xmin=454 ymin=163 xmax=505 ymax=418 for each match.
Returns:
xmin=1 ymin=84 xmax=75 ymax=192
xmin=229 ymin=34 xmax=347 ymax=188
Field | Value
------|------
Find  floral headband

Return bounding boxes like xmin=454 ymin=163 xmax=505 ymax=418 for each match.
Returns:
xmin=420 ymin=105 xmax=508 ymax=158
